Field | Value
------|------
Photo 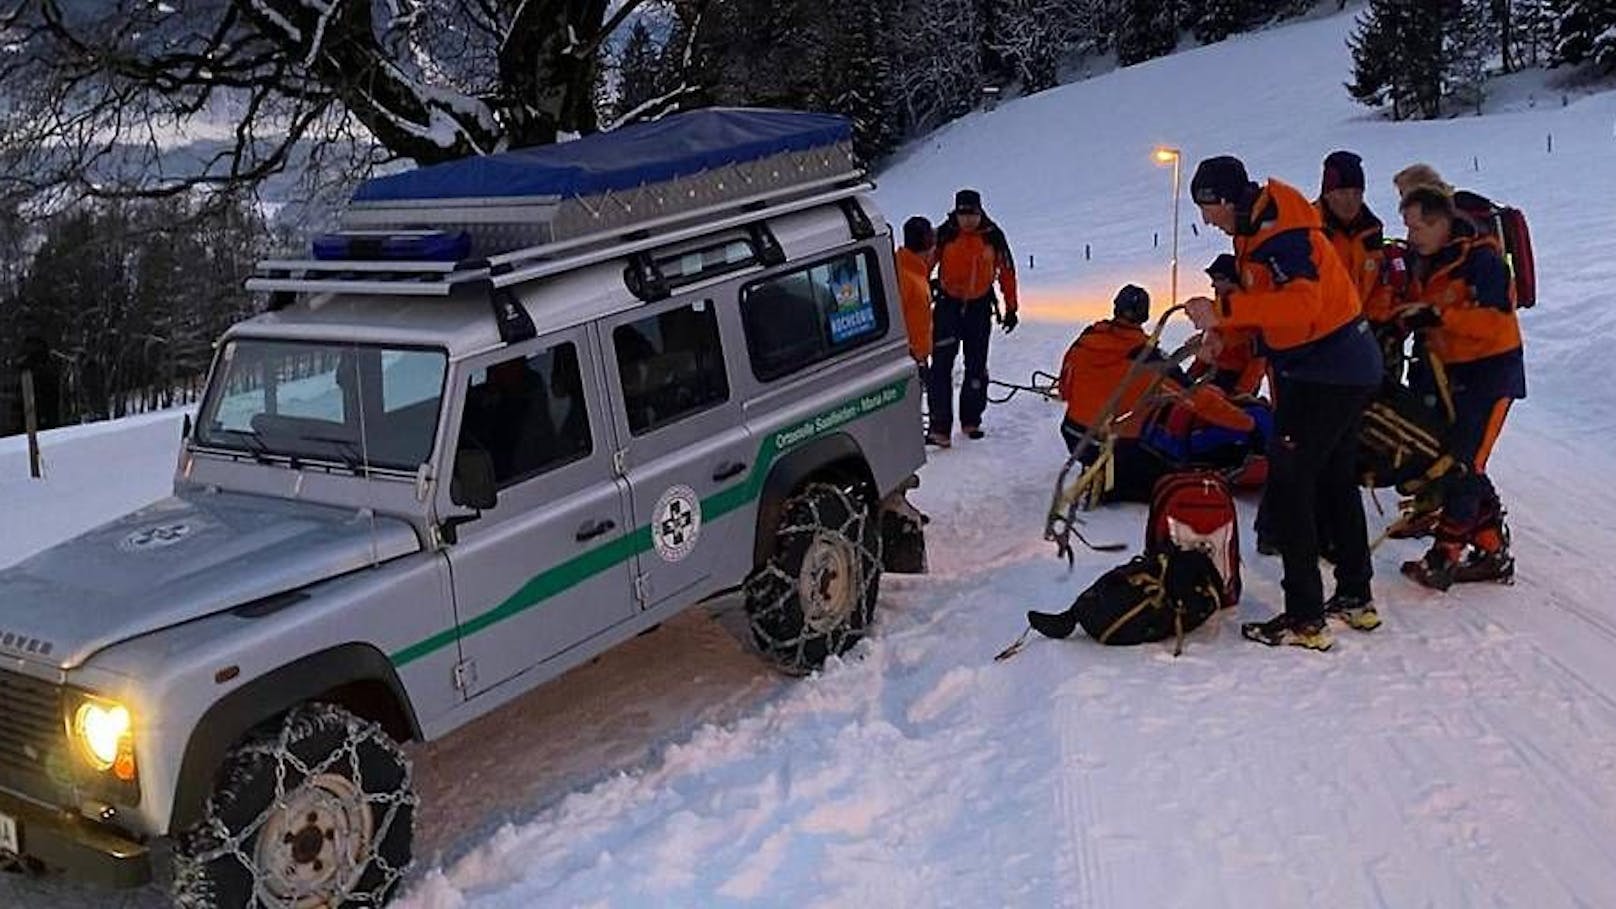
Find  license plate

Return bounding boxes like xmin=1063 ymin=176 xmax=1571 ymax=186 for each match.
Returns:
xmin=0 ymin=810 xmax=17 ymax=855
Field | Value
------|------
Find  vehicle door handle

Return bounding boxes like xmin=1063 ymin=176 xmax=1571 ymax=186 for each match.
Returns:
xmin=712 ymin=460 xmax=747 ymax=482
xmin=575 ymin=518 xmax=616 ymax=542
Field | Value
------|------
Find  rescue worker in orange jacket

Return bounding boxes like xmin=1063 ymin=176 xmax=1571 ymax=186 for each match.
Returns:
xmin=1191 ymin=254 xmax=1268 ymax=396
xmin=1185 ymin=155 xmax=1383 ymax=651
xmin=896 ymin=216 xmax=935 ymax=367
xmin=1058 ymin=285 xmax=1259 ymax=502
xmin=926 ymin=188 xmax=1018 ymax=446
xmin=1395 ymin=187 xmax=1525 ymax=591
xmin=1316 ymin=151 xmax=1394 ymax=325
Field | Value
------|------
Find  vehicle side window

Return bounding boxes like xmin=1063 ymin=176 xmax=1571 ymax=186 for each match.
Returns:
xmin=740 ymin=249 xmax=889 ymax=381
xmin=456 ymin=343 xmax=592 ymax=487
xmin=613 ymin=301 xmax=729 ymax=435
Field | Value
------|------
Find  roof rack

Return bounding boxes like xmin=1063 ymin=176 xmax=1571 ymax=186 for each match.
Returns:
xmin=243 ymin=109 xmax=874 ymax=341
xmin=244 ymin=177 xmax=872 ymax=298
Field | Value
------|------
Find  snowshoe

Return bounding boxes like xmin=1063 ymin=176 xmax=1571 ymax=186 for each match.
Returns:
xmin=1027 ymin=607 xmax=1079 ymax=640
xmin=1241 ymin=614 xmax=1333 ymax=651
xmin=1324 ymin=593 xmax=1381 ymax=632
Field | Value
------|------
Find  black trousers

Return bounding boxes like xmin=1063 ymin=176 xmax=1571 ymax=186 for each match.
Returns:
xmin=928 ymin=295 xmax=994 ymax=434
xmin=1267 ymin=379 xmax=1375 ymax=621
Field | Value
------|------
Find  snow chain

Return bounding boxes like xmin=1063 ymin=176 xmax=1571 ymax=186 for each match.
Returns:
xmin=748 ymin=487 xmax=881 ymax=668
xmin=188 ymin=709 xmax=416 ymax=907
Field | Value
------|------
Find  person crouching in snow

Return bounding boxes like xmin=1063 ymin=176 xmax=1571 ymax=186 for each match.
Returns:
xmin=1056 ymin=285 xmax=1259 ymax=503
xmin=1190 ymin=254 xmax=1268 ymax=398
xmin=1395 ymin=188 xmax=1525 ymax=590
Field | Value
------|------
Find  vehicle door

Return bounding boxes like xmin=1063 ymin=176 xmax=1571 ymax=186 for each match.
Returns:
xmin=440 ymin=329 xmax=635 ymax=695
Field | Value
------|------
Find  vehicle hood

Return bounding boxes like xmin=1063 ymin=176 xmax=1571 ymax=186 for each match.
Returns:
xmin=0 ymin=490 xmax=420 ymax=670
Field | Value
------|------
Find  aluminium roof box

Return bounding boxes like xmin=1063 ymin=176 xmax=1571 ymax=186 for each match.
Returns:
xmin=341 ymin=108 xmax=862 ymax=257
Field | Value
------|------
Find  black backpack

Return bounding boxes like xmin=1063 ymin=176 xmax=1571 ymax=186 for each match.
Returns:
xmin=1357 ymin=383 xmax=1458 ymax=494
xmin=1027 ymin=545 xmax=1225 ymax=655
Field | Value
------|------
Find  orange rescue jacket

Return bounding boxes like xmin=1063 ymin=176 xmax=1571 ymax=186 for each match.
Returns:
xmin=1317 ymin=200 xmax=1395 ymax=324
xmin=935 ymin=216 xmax=1019 ymax=310
xmin=1407 ymin=234 xmax=1523 ymax=366
xmin=1222 ymin=179 xmax=1362 ymax=351
xmin=896 ymin=246 xmax=933 ymax=360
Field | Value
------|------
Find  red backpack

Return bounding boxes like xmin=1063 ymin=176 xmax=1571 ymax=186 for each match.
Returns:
xmin=1453 ymin=190 xmax=1535 ymax=308
xmin=1147 ymin=470 xmax=1241 ymax=607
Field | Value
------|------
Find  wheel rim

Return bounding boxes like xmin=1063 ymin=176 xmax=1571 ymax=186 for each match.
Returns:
xmin=255 ymin=771 xmax=373 ymax=907
xmin=799 ymin=532 xmax=858 ymax=634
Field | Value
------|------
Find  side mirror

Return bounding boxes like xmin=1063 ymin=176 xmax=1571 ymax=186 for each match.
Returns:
xmin=182 ymin=413 xmax=193 ymax=441
xmin=449 ymin=448 xmax=498 ymax=511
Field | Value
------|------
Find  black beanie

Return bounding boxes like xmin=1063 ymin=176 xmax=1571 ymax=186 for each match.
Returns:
xmin=953 ymin=188 xmax=983 ymax=214
xmin=1191 ymin=156 xmax=1250 ymax=205
xmin=902 ymin=216 xmax=934 ymax=252
xmin=1204 ymin=253 xmax=1238 ymax=283
xmin=1113 ymin=284 xmax=1150 ymax=324
xmin=1322 ymin=150 xmax=1365 ymax=194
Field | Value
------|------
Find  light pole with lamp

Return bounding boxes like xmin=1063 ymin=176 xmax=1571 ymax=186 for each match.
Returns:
xmin=1153 ymin=146 xmax=1182 ymax=306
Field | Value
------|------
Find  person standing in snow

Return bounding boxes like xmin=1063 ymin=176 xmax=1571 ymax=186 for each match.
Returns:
xmin=1316 ymin=151 xmax=1398 ymax=372
xmin=926 ymin=189 xmax=1018 ymax=447
xmin=896 ymin=216 xmax=936 ymax=372
xmin=1393 ymin=187 xmax=1525 ymax=590
xmin=1184 ymin=155 xmax=1383 ymax=650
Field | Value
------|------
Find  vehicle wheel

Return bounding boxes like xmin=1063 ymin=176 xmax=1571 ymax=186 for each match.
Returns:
xmin=171 ymin=703 xmax=416 ymax=908
xmin=744 ymin=482 xmax=882 ymax=673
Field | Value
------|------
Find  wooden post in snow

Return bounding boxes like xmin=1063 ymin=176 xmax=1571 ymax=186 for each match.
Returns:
xmin=21 ymin=369 xmax=42 ymax=479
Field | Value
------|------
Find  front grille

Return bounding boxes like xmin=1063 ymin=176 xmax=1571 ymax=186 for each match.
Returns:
xmin=0 ymin=668 xmax=68 ymax=804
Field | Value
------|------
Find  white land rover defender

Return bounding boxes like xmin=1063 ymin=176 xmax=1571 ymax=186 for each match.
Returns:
xmin=0 ymin=108 xmax=927 ymax=906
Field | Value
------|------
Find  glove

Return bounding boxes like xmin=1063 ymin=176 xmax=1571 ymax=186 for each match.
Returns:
xmin=1001 ymin=309 xmax=1019 ymax=334
xmin=1395 ymin=303 xmax=1442 ymax=333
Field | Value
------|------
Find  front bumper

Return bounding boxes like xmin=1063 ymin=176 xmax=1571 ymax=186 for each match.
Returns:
xmin=0 ymin=789 xmax=150 ymax=888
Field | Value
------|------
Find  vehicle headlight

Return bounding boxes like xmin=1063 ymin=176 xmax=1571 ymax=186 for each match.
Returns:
xmin=71 ymin=697 xmax=136 ymax=781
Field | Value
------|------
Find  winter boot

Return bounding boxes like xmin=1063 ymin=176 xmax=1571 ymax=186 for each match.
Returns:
xmin=1401 ymin=542 xmax=1461 ymax=591
xmin=1452 ymin=517 xmax=1514 ymax=584
xmin=925 ymin=432 xmax=952 ymax=449
xmin=1241 ymin=614 xmax=1333 ymax=651
xmin=1324 ymin=593 xmax=1381 ymax=631
xmin=964 ymin=425 xmax=985 ymax=440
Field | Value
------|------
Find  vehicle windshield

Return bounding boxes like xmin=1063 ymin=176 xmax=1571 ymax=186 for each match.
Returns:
xmin=196 ymin=339 xmax=447 ymax=471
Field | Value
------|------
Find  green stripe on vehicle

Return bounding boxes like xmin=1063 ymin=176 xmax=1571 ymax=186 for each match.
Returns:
xmin=390 ymin=378 xmax=910 ymax=667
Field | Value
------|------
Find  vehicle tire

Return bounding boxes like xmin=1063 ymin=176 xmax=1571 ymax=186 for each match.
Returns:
xmin=744 ymin=482 xmax=882 ymax=673
xmin=170 ymin=703 xmax=416 ymax=908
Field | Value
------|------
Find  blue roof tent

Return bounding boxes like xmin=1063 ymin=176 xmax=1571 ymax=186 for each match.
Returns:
xmin=353 ymin=108 xmax=854 ymax=203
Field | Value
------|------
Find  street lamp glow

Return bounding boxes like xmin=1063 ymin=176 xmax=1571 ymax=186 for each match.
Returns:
xmin=1152 ymin=146 xmax=1184 ymax=306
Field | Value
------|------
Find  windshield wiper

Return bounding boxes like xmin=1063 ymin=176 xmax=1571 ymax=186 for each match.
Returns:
xmin=233 ymin=428 xmax=276 ymax=466
xmin=301 ymin=434 xmax=371 ymax=476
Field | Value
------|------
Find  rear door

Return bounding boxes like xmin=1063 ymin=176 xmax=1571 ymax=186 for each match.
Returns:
xmin=597 ymin=296 xmax=756 ymax=608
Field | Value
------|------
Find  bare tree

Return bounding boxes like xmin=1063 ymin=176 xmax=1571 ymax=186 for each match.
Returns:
xmin=0 ymin=0 xmax=651 ymax=208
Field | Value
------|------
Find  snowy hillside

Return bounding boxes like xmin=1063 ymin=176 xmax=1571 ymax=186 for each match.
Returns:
xmin=6 ymin=6 xmax=1616 ymax=907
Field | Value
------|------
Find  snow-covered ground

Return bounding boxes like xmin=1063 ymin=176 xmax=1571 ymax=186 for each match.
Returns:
xmin=6 ymin=6 xmax=1616 ymax=906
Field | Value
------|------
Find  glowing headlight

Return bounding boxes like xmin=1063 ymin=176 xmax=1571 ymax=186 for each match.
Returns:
xmin=73 ymin=699 xmax=133 ymax=775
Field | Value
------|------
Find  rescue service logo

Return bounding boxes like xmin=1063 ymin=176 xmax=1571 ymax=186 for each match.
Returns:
xmin=117 ymin=520 xmax=198 ymax=553
xmin=652 ymin=485 xmax=702 ymax=562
